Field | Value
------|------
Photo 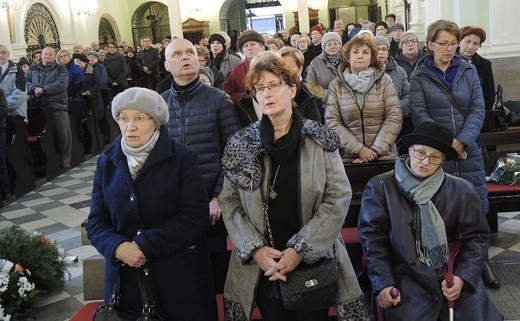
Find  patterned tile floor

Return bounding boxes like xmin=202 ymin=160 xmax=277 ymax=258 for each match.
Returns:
xmin=1 ymin=156 xmax=519 ymax=320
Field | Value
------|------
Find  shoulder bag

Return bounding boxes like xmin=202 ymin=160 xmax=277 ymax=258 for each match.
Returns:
xmin=434 ymin=82 xmax=489 ymax=160
xmin=93 ymin=266 xmax=163 ymax=321
xmin=492 ymin=84 xmax=511 ymax=130
xmin=261 ymin=182 xmax=338 ymax=311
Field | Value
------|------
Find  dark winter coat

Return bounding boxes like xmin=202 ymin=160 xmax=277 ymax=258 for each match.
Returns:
xmin=86 ymin=126 xmax=217 ymax=320
xmin=470 ymin=53 xmax=495 ymax=110
xmin=136 ymin=47 xmax=161 ymax=76
xmin=80 ymin=64 xmax=104 ymax=120
xmin=410 ymin=55 xmax=488 ymax=214
xmin=161 ymin=79 xmax=241 ymax=199
xmin=359 ymin=170 xmax=503 ymax=321
xmin=103 ymin=51 xmax=128 ymax=88
xmin=394 ymin=50 xmax=426 ymax=80
xmin=384 ymin=56 xmax=410 ymax=116
xmin=26 ymin=61 xmax=69 ymax=111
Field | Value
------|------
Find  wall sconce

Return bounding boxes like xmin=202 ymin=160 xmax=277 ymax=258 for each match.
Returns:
xmin=72 ymin=0 xmax=98 ymax=16
xmin=0 ymin=0 xmax=21 ymax=10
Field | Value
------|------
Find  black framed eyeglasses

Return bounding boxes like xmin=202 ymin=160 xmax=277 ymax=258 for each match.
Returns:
xmin=411 ymin=147 xmax=445 ymax=165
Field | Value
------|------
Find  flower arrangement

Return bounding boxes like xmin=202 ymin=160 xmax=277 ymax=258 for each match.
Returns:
xmin=0 ymin=226 xmax=66 ymax=320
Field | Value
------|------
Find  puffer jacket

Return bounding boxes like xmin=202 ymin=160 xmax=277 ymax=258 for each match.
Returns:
xmin=219 ymin=119 xmax=370 ymax=321
xmin=409 ymin=55 xmax=488 ymax=214
xmin=385 ymin=56 xmax=410 ymax=116
xmin=161 ymin=80 xmax=241 ymax=199
xmin=26 ymin=61 xmax=69 ymax=111
xmin=325 ymin=64 xmax=402 ymax=163
xmin=395 ymin=50 xmax=426 ymax=80
xmin=1 ymin=61 xmax=27 ymax=122
xmin=305 ymin=52 xmax=342 ymax=102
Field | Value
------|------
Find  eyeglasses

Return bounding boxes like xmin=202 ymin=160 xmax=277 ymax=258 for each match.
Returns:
xmin=402 ymin=39 xmax=418 ymax=45
xmin=116 ymin=115 xmax=152 ymax=126
xmin=377 ymin=47 xmax=388 ymax=52
xmin=411 ymin=147 xmax=444 ymax=165
xmin=252 ymin=82 xmax=286 ymax=96
xmin=434 ymin=41 xmax=459 ymax=49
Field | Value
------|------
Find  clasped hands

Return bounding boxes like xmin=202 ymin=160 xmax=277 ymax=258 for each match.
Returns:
xmin=115 ymin=241 xmax=147 ymax=268
xmin=353 ymin=147 xmax=378 ymax=164
xmin=253 ymin=246 xmax=302 ymax=282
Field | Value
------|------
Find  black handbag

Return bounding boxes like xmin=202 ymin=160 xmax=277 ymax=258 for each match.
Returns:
xmin=261 ymin=184 xmax=339 ymax=311
xmin=93 ymin=266 xmax=163 ymax=321
xmin=493 ymin=84 xmax=511 ymax=130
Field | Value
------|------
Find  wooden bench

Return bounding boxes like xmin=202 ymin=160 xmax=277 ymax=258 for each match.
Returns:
xmin=480 ymin=127 xmax=520 ymax=233
xmin=6 ymin=115 xmax=36 ymax=196
xmin=26 ymin=108 xmax=62 ymax=181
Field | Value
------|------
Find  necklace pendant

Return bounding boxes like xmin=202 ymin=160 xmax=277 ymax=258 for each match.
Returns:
xmin=269 ymin=190 xmax=277 ymax=199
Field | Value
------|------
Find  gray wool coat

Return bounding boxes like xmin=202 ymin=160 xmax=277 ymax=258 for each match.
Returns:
xmin=219 ymin=120 xmax=370 ymax=321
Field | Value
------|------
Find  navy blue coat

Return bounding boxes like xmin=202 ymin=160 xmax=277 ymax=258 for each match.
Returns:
xmin=87 ymin=126 xmax=217 ymax=320
xmin=409 ymin=55 xmax=488 ymax=214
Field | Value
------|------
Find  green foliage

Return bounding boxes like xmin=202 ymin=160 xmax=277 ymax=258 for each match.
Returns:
xmin=0 ymin=226 xmax=66 ymax=318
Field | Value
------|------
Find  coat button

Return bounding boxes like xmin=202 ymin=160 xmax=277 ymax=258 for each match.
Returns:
xmin=130 ymin=193 xmax=135 ymax=201
xmin=421 ymin=291 xmax=426 ymax=296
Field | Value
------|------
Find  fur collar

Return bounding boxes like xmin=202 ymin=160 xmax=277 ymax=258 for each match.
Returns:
xmin=222 ymin=119 xmax=339 ymax=191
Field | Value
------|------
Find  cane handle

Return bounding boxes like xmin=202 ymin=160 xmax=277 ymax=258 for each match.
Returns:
xmin=390 ymin=287 xmax=400 ymax=299
xmin=445 ymin=272 xmax=454 ymax=288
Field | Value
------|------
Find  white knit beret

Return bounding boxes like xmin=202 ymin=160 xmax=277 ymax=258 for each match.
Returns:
xmin=111 ymin=87 xmax=169 ymax=126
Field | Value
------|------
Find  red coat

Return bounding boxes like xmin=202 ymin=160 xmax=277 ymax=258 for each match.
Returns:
xmin=223 ymin=59 xmax=250 ymax=102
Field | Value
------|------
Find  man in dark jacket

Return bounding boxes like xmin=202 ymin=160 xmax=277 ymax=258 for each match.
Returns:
xmin=26 ymin=46 xmax=71 ymax=170
xmin=162 ymin=38 xmax=241 ymax=292
xmin=0 ymin=89 xmax=11 ymax=201
xmin=136 ymin=36 xmax=160 ymax=90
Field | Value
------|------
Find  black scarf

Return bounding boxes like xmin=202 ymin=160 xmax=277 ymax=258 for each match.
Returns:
xmin=211 ymin=48 xmax=226 ymax=71
xmin=260 ymin=112 xmax=303 ymax=166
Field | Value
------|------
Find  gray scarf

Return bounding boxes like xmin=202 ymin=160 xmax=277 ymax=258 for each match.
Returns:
xmin=343 ymin=67 xmax=374 ymax=93
xmin=394 ymin=156 xmax=448 ymax=269
xmin=121 ymin=129 xmax=160 ymax=180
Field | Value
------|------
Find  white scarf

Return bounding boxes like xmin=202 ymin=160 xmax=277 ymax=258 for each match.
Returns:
xmin=121 ymin=129 xmax=160 ymax=180
xmin=343 ymin=67 xmax=375 ymax=93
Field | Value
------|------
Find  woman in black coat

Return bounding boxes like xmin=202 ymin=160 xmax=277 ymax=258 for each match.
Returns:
xmin=87 ymin=87 xmax=217 ymax=320
xmin=459 ymin=26 xmax=495 ymax=110
xmin=103 ymin=41 xmax=128 ymax=97
xmin=359 ymin=122 xmax=503 ymax=321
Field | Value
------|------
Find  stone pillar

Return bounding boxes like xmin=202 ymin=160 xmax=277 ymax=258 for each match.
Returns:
xmin=166 ymin=0 xmax=184 ymax=38
xmin=0 ymin=8 xmax=12 ymax=50
xmin=298 ymin=0 xmax=310 ymax=34
xmin=407 ymin=0 xmax=426 ymax=41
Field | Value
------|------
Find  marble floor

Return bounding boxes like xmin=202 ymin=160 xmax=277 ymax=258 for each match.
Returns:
xmin=1 ymin=155 xmax=519 ymax=320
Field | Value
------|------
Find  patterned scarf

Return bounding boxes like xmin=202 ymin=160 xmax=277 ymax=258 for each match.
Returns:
xmin=325 ymin=53 xmax=342 ymax=71
xmin=343 ymin=67 xmax=375 ymax=93
xmin=121 ymin=129 xmax=160 ymax=180
xmin=394 ymin=156 xmax=448 ymax=269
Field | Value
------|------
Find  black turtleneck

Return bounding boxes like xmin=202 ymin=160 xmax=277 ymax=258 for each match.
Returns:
xmin=171 ymin=76 xmax=200 ymax=92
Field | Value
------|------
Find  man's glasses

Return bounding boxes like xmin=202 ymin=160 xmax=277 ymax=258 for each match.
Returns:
xmin=116 ymin=115 xmax=152 ymax=126
xmin=411 ymin=147 xmax=444 ymax=165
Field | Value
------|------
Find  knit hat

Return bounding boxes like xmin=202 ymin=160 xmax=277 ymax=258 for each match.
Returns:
xmin=321 ymin=32 xmax=342 ymax=48
xmin=236 ymin=29 xmax=265 ymax=51
xmin=72 ymin=53 xmax=89 ymax=63
xmin=374 ymin=36 xmax=390 ymax=48
xmin=86 ymin=51 xmax=99 ymax=59
xmin=399 ymin=31 xmax=418 ymax=48
xmin=208 ymin=33 xmax=226 ymax=47
xmin=199 ymin=67 xmax=214 ymax=86
xmin=18 ymin=57 xmax=30 ymax=66
xmin=310 ymin=25 xmax=322 ymax=33
xmin=401 ymin=122 xmax=458 ymax=160
xmin=390 ymin=22 xmax=405 ymax=33
xmin=111 ymin=87 xmax=169 ymax=127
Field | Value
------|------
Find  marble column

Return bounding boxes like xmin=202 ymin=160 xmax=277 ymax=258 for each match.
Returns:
xmin=166 ymin=0 xmax=184 ymax=38
xmin=298 ymin=0 xmax=309 ymax=33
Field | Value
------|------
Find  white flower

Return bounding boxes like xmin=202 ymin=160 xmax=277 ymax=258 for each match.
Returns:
xmin=0 ymin=272 xmax=9 ymax=293
xmin=16 ymin=277 xmax=35 ymax=298
xmin=0 ymin=303 xmax=12 ymax=321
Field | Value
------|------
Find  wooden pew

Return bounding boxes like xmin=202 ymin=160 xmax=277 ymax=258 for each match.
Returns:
xmin=6 ymin=115 xmax=36 ymax=196
xmin=27 ymin=108 xmax=62 ymax=181
xmin=67 ymin=99 xmax=85 ymax=167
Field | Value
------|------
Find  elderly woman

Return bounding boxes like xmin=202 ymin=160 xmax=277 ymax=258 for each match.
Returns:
xmin=459 ymin=26 xmax=495 ymax=110
xmin=219 ymin=51 xmax=370 ymax=321
xmin=86 ymin=87 xmax=217 ymax=320
xmin=358 ymin=122 xmax=503 ymax=321
xmin=395 ymin=31 xmax=425 ymax=80
xmin=325 ymin=33 xmax=402 ymax=164
xmin=305 ymin=32 xmax=343 ymax=103
xmin=409 ymin=20 xmax=499 ymax=288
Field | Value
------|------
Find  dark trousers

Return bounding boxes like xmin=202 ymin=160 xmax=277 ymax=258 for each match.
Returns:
xmin=256 ymin=275 xmax=329 ymax=321
xmin=0 ymin=130 xmax=11 ymax=197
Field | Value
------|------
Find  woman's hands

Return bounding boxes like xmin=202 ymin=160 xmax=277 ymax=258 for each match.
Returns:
xmin=442 ymin=275 xmax=464 ymax=301
xmin=353 ymin=147 xmax=378 ymax=164
xmin=115 ymin=241 xmax=147 ymax=268
xmin=253 ymin=246 xmax=303 ymax=282
xmin=452 ymin=139 xmax=467 ymax=160
xmin=377 ymin=286 xmax=401 ymax=309
xmin=209 ymin=197 xmax=222 ymax=225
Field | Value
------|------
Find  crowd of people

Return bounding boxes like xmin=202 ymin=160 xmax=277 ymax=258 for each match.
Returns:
xmin=1 ymin=13 xmax=504 ymax=321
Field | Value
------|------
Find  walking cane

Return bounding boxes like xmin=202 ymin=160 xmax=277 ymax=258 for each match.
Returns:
xmin=444 ymin=239 xmax=461 ymax=321
xmin=376 ymin=287 xmax=400 ymax=321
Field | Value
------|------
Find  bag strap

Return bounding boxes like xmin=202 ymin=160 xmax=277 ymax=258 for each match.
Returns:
xmin=137 ymin=267 xmax=161 ymax=318
xmin=108 ymin=266 xmax=123 ymax=305
xmin=434 ymin=82 xmax=489 ymax=159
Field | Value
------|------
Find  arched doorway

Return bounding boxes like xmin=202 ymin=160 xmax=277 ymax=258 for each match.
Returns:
xmin=131 ymin=1 xmax=170 ymax=47
xmin=98 ymin=17 xmax=117 ymax=47
xmin=24 ymin=3 xmax=60 ymax=57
